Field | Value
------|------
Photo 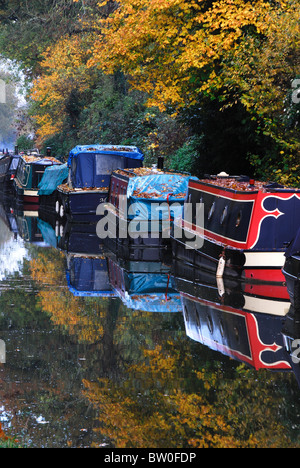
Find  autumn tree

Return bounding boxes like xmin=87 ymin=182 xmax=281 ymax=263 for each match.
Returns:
xmin=87 ymin=0 xmax=300 ymax=180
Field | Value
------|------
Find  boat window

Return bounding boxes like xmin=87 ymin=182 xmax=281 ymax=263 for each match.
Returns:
xmin=220 ymin=206 xmax=228 ymax=225
xmin=184 ymin=306 xmax=189 ymax=323
xmin=207 ymin=315 xmax=214 ymax=334
xmin=234 ymin=327 xmax=240 ymax=344
xmin=219 ymin=320 xmax=225 ymax=338
xmin=208 ymin=202 xmax=215 ymax=220
xmin=236 ymin=210 xmax=243 ymax=228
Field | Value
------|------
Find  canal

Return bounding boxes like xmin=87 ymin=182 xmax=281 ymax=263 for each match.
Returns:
xmin=1 ymin=202 xmax=300 ymax=448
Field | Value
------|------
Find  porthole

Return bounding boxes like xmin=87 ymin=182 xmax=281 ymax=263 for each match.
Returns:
xmin=184 ymin=306 xmax=189 ymax=323
xmin=219 ymin=320 xmax=225 ymax=338
xmin=208 ymin=202 xmax=216 ymax=220
xmin=220 ymin=206 xmax=228 ymax=225
xmin=233 ymin=326 xmax=240 ymax=344
xmin=236 ymin=210 xmax=243 ymax=228
xmin=196 ymin=310 xmax=201 ymax=328
xmin=207 ymin=315 xmax=214 ymax=334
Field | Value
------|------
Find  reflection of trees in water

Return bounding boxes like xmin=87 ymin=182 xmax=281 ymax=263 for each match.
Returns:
xmin=1 ymin=246 xmax=300 ymax=448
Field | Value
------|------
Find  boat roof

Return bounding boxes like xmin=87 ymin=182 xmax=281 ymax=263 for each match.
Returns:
xmin=21 ymin=155 xmax=62 ymax=166
xmin=115 ymin=168 xmax=197 ymax=201
xmin=68 ymin=144 xmax=144 ymax=164
xmin=195 ymin=175 xmax=300 ymax=194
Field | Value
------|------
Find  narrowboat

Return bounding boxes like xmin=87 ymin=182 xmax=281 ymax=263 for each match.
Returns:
xmin=13 ymin=154 xmax=62 ymax=207
xmin=3 ymin=153 xmax=22 ymax=192
xmin=171 ymin=174 xmax=300 ymax=283
xmin=103 ymin=168 xmax=197 ymax=248
xmin=0 ymin=152 xmax=12 ymax=186
xmin=177 ymin=266 xmax=291 ymax=371
xmin=56 ymin=145 xmax=144 ymax=223
xmin=0 ymin=146 xmax=21 ymax=192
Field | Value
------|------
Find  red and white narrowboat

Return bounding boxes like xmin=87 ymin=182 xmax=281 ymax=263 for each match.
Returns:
xmin=172 ymin=175 xmax=300 ymax=283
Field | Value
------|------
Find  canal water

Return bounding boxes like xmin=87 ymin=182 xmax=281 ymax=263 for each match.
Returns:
xmin=1 ymin=200 xmax=300 ymax=448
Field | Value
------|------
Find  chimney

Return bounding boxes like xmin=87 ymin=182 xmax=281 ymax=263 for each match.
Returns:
xmin=157 ymin=155 xmax=164 ymax=170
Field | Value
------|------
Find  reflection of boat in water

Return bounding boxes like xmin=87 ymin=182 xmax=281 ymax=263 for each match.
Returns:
xmin=175 ymin=262 xmax=291 ymax=370
xmin=57 ymin=221 xmax=102 ymax=255
xmin=172 ymin=174 xmax=300 ymax=283
xmin=15 ymin=210 xmax=50 ymax=246
xmin=66 ymin=253 xmax=116 ymax=298
xmin=0 ymin=202 xmax=18 ymax=236
xmin=107 ymin=248 xmax=182 ymax=313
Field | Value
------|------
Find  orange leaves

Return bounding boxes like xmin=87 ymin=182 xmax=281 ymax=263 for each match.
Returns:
xmin=31 ymin=0 xmax=295 ymax=143
xmin=84 ymin=0 xmax=274 ymax=112
xmin=30 ymin=34 xmax=96 ymax=142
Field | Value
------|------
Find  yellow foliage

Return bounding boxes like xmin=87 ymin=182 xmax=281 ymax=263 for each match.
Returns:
xmin=30 ymin=34 xmax=96 ymax=143
xmin=87 ymin=0 xmax=274 ymax=111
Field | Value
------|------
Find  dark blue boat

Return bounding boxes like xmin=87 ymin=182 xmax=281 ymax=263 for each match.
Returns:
xmin=56 ymin=145 xmax=144 ymax=223
xmin=0 ymin=153 xmax=12 ymax=186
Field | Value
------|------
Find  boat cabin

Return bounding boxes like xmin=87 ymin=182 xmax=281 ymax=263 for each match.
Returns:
xmin=106 ymin=168 xmax=196 ymax=245
xmin=14 ymin=155 xmax=62 ymax=205
xmin=56 ymin=145 xmax=144 ymax=222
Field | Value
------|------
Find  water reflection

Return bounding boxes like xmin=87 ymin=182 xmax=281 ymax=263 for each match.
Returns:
xmin=1 ymin=204 xmax=300 ymax=447
xmin=175 ymin=261 xmax=291 ymax=371
xmin=0 ymin=203 xmax=27 ymax=282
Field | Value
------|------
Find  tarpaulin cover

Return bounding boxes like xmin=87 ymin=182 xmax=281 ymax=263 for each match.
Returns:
xmin=38 ymin=163 xmax=69 ymax=195
xmin=68 ymin=145 xmax=144 ymax=189
xmin=67 ymin=256 xmax=116 ymax=297
xmin=115 ymin=273 xmax=182 ymax=313
xmin=126 ymin=173 xmax=198 ymax=221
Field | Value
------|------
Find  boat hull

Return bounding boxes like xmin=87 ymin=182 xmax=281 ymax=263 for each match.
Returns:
xmin=57 ymin=187 xmax=108 ymax=223
xmin=171 ymin=227 xmax=287 ymax=283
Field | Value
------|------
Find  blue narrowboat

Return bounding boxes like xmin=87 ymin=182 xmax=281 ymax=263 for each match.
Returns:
xmin=56 ymin=145 xmax=144 ymax=223
xmin=104 ymin=168 xmax=197 ymax=247
xmin=13 ymin=154 xmax=62 ymax=206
